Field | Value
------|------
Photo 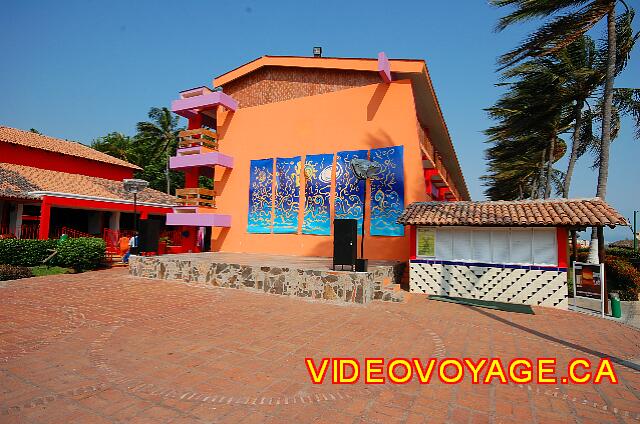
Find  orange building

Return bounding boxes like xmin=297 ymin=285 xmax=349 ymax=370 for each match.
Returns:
xmin=168 ymin=53 xmax=469 ymax=262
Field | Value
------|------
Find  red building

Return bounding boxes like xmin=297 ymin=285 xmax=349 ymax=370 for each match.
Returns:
xmin=0 ymin=126 xmax=175 ymax=240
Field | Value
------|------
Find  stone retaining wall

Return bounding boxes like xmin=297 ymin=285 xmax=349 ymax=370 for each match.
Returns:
xmin=129 ymin=255 xmax=404 ymax=304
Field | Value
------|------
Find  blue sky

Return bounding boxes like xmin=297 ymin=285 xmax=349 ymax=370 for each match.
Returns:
xmin=1 ymin=0 xmax=638 ymax=241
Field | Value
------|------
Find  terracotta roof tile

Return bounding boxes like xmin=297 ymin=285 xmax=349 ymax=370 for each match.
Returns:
xmin=397 ymin=199 xmax=627 ymax=228
xmin=0 ymin=126 xmax=140 ymax=170
xmin=0 ymin=163 xmax=175 ymax=206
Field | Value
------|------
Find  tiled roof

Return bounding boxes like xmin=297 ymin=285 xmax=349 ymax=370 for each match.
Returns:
xmin=0 ymin=126 xmax=140 ymax=170
xmin=0 ymin=163 xmax=176 ymax=206
xmin=397 ymin=198 xmax=628 ymax=227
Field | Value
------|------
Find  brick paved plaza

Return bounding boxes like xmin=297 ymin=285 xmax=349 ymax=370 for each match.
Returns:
xmin=1 ymin=269 xmax=639 ymax=423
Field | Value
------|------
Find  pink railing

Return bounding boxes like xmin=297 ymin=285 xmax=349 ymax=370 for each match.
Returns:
xmin=103 ymin=228 xmax=137 ymax=257
xmin=51 ymin=226 xmax=93 ymax=239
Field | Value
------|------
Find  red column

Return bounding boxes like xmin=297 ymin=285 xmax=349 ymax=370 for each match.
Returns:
xmin=424 ymin=169 xmax=438 ymax=200
xmin=38 ymin=197 xmax=51 ymax=239
xmin=409 ymin=225 xmax=417 ymax=260
xmin=188 ymin=115 xmax=203 ymax=130
xmin=556 ymin=227 xmax=568 ymax=268
xmin=185 ymin=168 xmax=199 ymax=188
xmin=437 ymin=187 xmax=449 ymax=201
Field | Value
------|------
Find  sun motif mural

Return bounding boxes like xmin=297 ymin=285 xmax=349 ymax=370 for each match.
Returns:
xmin=302 ymin=153 xmax=333 ymax=235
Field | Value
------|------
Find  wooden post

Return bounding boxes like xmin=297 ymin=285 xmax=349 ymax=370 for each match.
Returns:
xmin=597 ymin=226 xmax=608 ymax=314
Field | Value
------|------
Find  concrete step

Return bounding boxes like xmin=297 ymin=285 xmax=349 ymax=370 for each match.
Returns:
xmin=374 ymin=282 xmax=431 ymax=304
xmin=378 ymin=290 xmax=405 ymax=303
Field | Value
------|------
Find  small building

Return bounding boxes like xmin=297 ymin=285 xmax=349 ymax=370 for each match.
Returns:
xmin=166 ymin=53 xmax=469 ymax=260
xmin=0 ymin=126 xmax=176 ymax=240
xmin=397 ymin=198 xmax=627 ymax=309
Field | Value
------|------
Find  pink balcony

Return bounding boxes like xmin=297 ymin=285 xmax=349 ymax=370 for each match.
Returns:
xmin=166 ymin=208 xmax=232 ymax=227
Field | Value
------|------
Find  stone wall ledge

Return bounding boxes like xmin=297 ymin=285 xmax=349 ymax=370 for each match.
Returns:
xmin=129 ymin=254 xmax=405 ymax=305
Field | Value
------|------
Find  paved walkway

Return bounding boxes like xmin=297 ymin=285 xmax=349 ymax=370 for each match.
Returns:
xmin=1 ymin=268 xmax=639 ymax=423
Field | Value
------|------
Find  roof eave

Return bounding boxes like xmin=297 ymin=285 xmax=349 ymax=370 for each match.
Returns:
xmin=213 ymin=55 xmax=426 ymax=87
xmin=27 ymin=191 xmax=176 ymax=208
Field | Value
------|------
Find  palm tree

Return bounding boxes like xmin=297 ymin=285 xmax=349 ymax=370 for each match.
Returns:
xmin=91 ymin=132 xmax=133 ymax=161
xmin=484 ymin=57 xmax=571 ymax=200
xmin=491 ymin=1 xmax=634 ymax=194
xmin=492 ymin=0 xmax=637 ymax=261
xmin=552 ymin=36 xmax=604 ymax=197
xmin=135 ymin=107 xmax=182 ymax=194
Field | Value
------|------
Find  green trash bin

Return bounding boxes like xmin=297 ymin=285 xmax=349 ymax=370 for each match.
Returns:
xmin=610 ymin=292 xmax=622 ymax=318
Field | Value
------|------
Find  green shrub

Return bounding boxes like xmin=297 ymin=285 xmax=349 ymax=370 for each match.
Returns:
xmin=605 ymin=257 xmax=640 ymax=301
xmin=606 ymin=247 xmax=639 ymax=260
xmin=0 ymin=239 xmax=57 ymax=266
xmin=0 ymin=238 xmax=106 ymax=271
xmin=52 ymin=238 xmax=106 ymax=271
xmin=0 ymin=264 xmax=33 ymax=281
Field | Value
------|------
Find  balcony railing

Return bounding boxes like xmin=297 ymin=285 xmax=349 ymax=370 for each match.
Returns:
xmin=175 ymin=188 xmax=217 ymax=208
xmin=178 ymin=128 xmax=218 ymax=150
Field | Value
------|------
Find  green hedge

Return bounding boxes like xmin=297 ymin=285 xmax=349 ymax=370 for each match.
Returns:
xmin=0 ymin=238 xmax=106 ymax=271
xmin=0 ymin=239 xmax=57 ymax=266
xmin=55 ymin=238 xmax=106 ymax=270
xmin=605 ymin=257 xmax=640 ymax=301
xmin=606 ymin=247 xmax=639 ymax=260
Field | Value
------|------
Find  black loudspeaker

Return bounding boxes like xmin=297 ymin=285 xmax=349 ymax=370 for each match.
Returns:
xmin=333 ymin=219 xmax=357 ymax=270
xmin=355 ymin=259 xmax=368 ymax=272
xmin=138 ymin=220 xmax=161 ymax=253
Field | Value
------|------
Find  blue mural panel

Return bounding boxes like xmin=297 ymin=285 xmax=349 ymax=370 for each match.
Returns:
xmin=334 ymin=150 xmax=368 ymax=232
xmin=247 ymin=158 xmax=274 ymax=233
xmin=302 ymin=153 xmax=333 ymax=235
xmin=370 ymin=146 xmax=405 ymax=236
xmin=273 ymin=156 xmax=301 ymax=233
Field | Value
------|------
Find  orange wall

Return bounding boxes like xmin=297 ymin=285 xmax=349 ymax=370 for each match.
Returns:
xmin=214 ymin=80 xmax=428 ymax=261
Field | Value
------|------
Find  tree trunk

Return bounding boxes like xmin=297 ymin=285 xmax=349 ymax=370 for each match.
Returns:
xmin=597 ymin=8 xmax=617 ymax=200
xmin=166 ymin=153 xmax=171 ymax=195
xmin=530 ymin=178 xmax=539 ymax=199
xmin=518 ymin=183 xmax=524 ymax=200
xmin=563 ymin=101 xmax=584 ymax=197
xmin=588 ymin=6 xmax=617 ymax=264
xmin=544 ymin=137 xmax=556 ymax=199
xmin=535 ymin=148 xmax=547 ymax=199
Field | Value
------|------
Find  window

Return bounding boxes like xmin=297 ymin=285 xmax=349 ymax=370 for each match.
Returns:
xmin=452 ymin=229 xmax=472 ymax=261
xmin=435 ymin=228 xmax=453 ymax=260
xmin=533 ymin=228 xmax=557 ymax=265
xmin=491 ymin=229 xmax=510 ymax=263
xmin=416 ymin=227 xmax=558 ymax=266
xmin=472 ymin=230 xmax=492 ymax=263
xmin=510 ymin=229 xmax=532 ymax=264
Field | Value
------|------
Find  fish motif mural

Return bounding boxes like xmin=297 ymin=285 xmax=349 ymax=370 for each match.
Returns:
xmin=334 ymin=150 xmax=368 ymax=233
xmin=370 ymin=146 xmax=405 ymax=236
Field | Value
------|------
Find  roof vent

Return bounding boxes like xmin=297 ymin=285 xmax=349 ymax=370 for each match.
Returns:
xmin=313 ymin=47 xmax=322 ymax=57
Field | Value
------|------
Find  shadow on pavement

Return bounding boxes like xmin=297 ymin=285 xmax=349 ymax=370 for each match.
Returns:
xmin=466 ymin=305 xmax=640 ymax=373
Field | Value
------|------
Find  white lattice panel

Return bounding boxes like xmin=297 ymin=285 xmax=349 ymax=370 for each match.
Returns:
xmin=410 ymin=262 xmax=568 ymax=309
